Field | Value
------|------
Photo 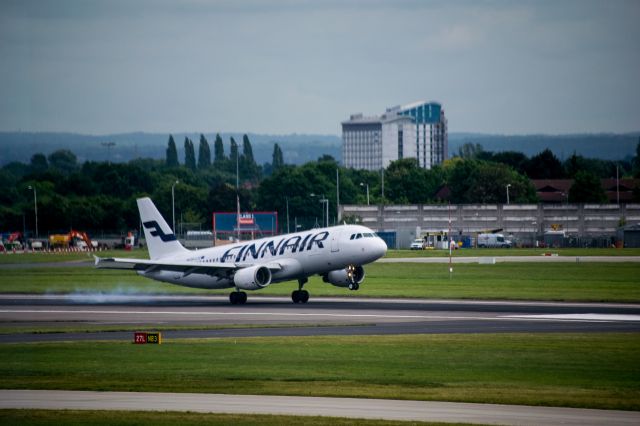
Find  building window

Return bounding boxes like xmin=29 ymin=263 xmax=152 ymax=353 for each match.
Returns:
xmin=397 ymin=130 xmax=403 ymax=159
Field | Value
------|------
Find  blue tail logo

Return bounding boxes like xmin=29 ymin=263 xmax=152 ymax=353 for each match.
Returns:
xmin=143 ymin=221 xmax=177 ymax=242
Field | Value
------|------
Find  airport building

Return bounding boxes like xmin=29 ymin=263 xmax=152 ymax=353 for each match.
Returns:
xmin=342 ymin=101 xmax=448 ymax=170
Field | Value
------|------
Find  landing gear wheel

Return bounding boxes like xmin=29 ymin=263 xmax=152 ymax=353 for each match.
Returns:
xmin=291 ymin=290 xmax=310 ymax=304
xmin=230 ymin=291 xmax=247 ymax=305
xmin=348 ymin=283 xmax=360 ymax=291
xmin=292 ymin=278 xmax=309 ymax=304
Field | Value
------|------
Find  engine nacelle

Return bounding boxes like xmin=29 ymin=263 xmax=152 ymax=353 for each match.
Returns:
xmin=322 ymin=265 xmax=365 ymax=288
xmin=233 ymin=265 xmax=272 ymax=290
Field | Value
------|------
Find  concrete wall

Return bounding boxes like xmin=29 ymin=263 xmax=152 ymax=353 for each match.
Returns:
xmin=341 ymin=203 xmax=640 ymax=248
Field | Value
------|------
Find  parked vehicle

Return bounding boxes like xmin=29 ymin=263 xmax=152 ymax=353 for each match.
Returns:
xmin=477 ymin=233 xmax=512 ymax=248
xmin=410 ymin=239 xmax=425 ymax=250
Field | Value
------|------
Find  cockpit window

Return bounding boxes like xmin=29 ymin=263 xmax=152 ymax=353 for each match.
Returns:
xmin=350 ymin=234 xmax=355 ymax=240
xmin=356 ymin=233 xmax=362 ymax=239
xmin=363 ymin=233 xmax=373 ymax=237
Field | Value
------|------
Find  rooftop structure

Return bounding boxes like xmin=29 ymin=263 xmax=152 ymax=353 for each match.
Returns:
xmin=342 ymin=101 xmax=447 ymax=170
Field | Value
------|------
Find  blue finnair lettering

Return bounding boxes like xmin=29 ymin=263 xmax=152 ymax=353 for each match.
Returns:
xmin=307 ymin=231 xmax=329 ymax=250
xmin=279 ymin=236 xmax=301 ymax=255
xmin=297 ymin=234 xmax=312 ymax=253
xmin=223 ymin=231 xmax=330 ymax=263
xmin=143 ymin=221 xmax=177 ymax=242
xmin=243 ymin=242 xmax=267 ymax=262
xmin=260 ymin=238 xmax=285 ymax=258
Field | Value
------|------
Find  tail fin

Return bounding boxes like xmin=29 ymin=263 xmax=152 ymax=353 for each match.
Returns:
xmin=137 ymin=197 xmax=189 ymax=260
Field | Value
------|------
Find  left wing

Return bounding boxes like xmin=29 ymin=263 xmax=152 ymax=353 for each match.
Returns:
xmin=94 ymin=256 xmax=282 ymax=277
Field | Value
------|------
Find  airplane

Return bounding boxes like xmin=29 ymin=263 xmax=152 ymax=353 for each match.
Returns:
xmin=95 ymin=197 xmax=387 ymax=304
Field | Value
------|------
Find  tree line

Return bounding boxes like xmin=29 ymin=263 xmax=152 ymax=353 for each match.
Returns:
xmin=1 ymin=137 xmax=638 ymax=236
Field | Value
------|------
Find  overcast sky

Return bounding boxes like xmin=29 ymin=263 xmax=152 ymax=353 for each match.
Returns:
xmin=1 ymin=0 xmax=639 ymax=135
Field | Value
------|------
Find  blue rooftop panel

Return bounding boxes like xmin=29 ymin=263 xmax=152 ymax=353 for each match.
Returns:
xmin=400 ymin=102 xmax=441 ymax=124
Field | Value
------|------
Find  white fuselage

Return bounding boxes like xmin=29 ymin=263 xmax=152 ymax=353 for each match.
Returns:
xmin=141 ymin=224 xmax=387 ymax=289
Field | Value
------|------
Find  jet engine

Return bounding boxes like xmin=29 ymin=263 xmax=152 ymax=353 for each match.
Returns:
xmin=233 ymin=265 xmax=272 ymax=290
xmin=322 ymin=265 xmax=365 ymax=290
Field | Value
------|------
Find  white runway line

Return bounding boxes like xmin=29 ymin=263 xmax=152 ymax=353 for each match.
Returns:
xmin=1 ymin=390 xmax=639 ymax=426
xmin=1 ymin=309 xmax=637 ymax=323
xmin=504 ymin=314 xmax=640 ymax=322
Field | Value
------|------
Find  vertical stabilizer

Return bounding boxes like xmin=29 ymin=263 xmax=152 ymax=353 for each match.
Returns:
xmin=137 ymin=197 xmax=189 ymax=260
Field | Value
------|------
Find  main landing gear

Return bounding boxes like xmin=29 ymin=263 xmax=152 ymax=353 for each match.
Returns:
xmin=292 ymin=278 xmax=309 ymax=304
xmin=229 ymin=291 xmax=247 ymax=305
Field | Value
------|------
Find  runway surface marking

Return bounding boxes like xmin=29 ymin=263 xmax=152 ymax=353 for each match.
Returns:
xmin=2 ymin=293 xmax=638 ymax=308
xmin=1 ymin=390 xmax=638 ymax=426
xmin=505 ymin=314 xmax=640 ymax=322
xmin=1 ymin=308 xmax=636 ymax=323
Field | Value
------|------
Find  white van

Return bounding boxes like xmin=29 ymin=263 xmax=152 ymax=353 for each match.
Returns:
xmin=477 ymin=233 xmax=512 ymax=248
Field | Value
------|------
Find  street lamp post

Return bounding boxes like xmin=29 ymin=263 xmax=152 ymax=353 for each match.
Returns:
xmin=360 ymin=182 xmax=370 ymax=205
xmin=27 ymin=185 xmax=38 ymax=239
xmin=171 ymin=180 xmax=179 ymax=232
xmin=506 ymin=184 xmax=512 ymax=205
xmin=286 ymin=197 xmax=290 ymax=234
xmin=310 ymin=193 xmax=329 ymax=228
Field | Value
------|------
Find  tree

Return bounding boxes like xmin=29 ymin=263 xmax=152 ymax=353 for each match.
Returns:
xmin=272 ymin=143 xmax=284 ymax=171
xmin=457 ymin=143 xmax=484 ymax=159
xmin=48 ymin=149 xmax=78 ymax=175
xmin=633 ymin=138 xmax=640 ymax=177
xmin=229 ymin=137 xmax=239 ymax=175
xmin=242 ymin=134 xmax=255 ymax=165
xmin=30 ymin=153 xmax=48 ymax=173
xmin=490 ymin=151 xmax=528 ymax=175
xmin=166 ymin=135 xmax=179 ymax=167
xmin=525 ymin=149 xmax=564 ymax=179
xmin=384 ymin=158 xmax=442 ymax=204
xmin=568 ymin=171 xmax=607 ymax=203
xmin=197 ymin=134 xmax=211 ymax=169
xmin=214 ymin=133 xmax=226 ymax=165
xmin=184 ymin=137 xmax=196 ymax=171
xmin=241 ymin=134 xmax=260 ymax=181
xmin=446 ymin=158 xmax=537 ymax=204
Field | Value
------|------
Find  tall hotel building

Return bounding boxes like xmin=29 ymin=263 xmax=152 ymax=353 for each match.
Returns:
xmin=342 ymin=101 xmax=447 ymax=170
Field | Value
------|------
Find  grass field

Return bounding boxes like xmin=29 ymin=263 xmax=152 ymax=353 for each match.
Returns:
xmin=0 ymin=249 xmax=148 ymax=264
xmin=1 ymin=247 xmax=639 ymax=265
xmin=1 ymin=333 xmax=638 ymax=410
xmin=0 ymin=410 xmax=462 ymax=426
xmin=384 ymin=247 xmax=640 ymax=258
xmin=1 ymin=262 xmax=639 ymax=302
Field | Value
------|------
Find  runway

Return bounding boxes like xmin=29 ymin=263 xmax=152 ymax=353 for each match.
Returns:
xmin=1 ymin=294 xmax=639 ymax=343
xmin=2 ymin=390 xmax=639 ymax=425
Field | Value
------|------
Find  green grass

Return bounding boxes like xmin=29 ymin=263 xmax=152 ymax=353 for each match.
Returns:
xmin=1 ymin=333 xmax=639 ymax=410
xmin=384 ymin=248 xmax=640 ymax=258
xmin=0 ymin=410 xmax=464 ymax=426
xmin=1 ymin=262 xmax=639 ymax=302
xmin=1 ymin=247 xmax=637 ymax=265
xmin=0 ymin=249 xmax=148 ymax=264
xmin=0 ymin=322 xmax=365 ymax=335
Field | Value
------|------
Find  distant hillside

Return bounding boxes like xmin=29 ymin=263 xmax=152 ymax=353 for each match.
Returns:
xmin=0 ymin=131 xmax=637 ymax=166
xmin=448 ymin=133 xmax=640 ymax=161
xmin=0 ymin=132 xmax=342 ymax=166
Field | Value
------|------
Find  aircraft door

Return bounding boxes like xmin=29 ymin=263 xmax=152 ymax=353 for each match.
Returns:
xmin=330 ymin=229 xmax=341 ymax=252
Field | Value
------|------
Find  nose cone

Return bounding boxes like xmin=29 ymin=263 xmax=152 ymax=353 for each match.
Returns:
xmin=375 ymin=237 xmax=388 ymax=259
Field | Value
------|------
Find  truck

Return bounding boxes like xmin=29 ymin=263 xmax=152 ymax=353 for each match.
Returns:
xmin=48 ymin=230 xmax=95 ymax=250
xmin=477 ymin=233 xmax=512 ymax=248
